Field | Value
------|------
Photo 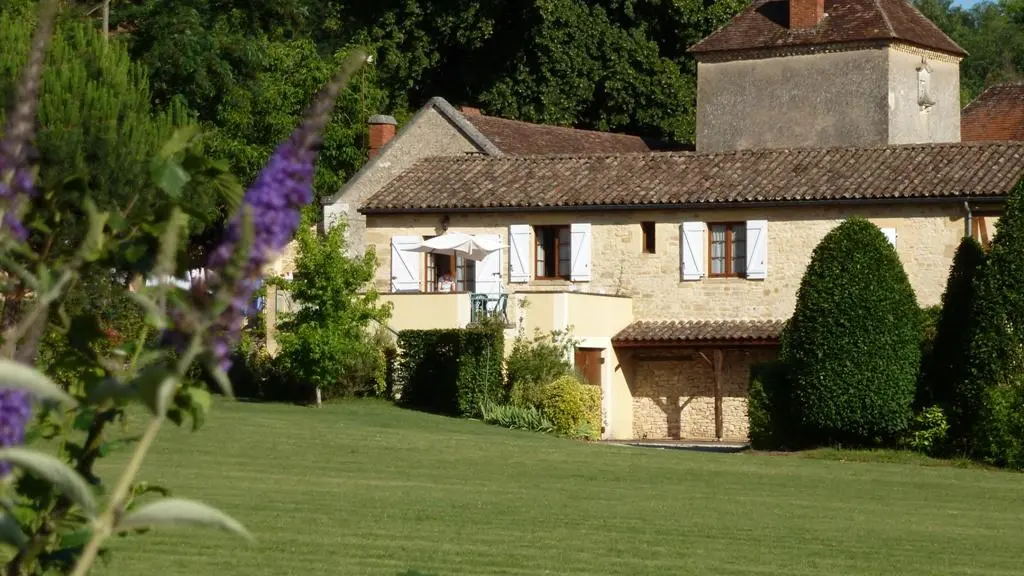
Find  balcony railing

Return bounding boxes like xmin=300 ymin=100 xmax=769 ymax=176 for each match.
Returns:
xmin=470 ymin=293 xmax=509 ymax=325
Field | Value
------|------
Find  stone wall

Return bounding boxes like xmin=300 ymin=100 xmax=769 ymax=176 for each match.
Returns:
xmin=366 ymin=202 xmax=967 ymax=321
xmin=694 ymin=43 xmax=961 ymax=153
xmin=627 ymin=348 xmax=777 ymax=441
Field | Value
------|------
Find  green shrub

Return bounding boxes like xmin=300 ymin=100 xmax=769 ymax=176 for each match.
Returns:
xmin=923 ymin=238 xmax=985 ymax=426
xmin=900 ymin=406 xmax=950 ymax=456
xmin=397 ymin=325 xmax=504 ymax=417
xmin=505 ymin=328 xmax=576 ymax=408
xmin=780 ymin=217 xmax=921 ymax=446
xmin=540 ymin=375 xmax=601 ymax=439
xmin=747 ymin=360 xmax=796 ymax=450
xmin=962 ymin=178 xmax=1024 ymax=464
xmin=274 ymin=218 xmax=392 ymax=403
xmin=478 ymin=398 xmax=556 ymax=433
xmin=977 ymin=382 xmax=1024 ymax=469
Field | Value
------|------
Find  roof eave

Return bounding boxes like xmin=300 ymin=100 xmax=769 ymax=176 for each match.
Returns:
xmin=612 ymin=339 xmax=781 ymax=348
xmin=359 ymin=195 xmax=1008 ymax=215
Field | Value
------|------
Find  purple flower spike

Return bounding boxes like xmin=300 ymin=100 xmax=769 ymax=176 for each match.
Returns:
xmin=0 ymin=0 xmax=59 ymax=240
xmin=0 ymin=390 xmax=32 ymax=477
xmin=172 ymin=50 xmax=369 ymax=372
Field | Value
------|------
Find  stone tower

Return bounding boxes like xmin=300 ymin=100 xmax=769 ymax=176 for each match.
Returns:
xmin=688 ymin=0 xmax=966 ymax=153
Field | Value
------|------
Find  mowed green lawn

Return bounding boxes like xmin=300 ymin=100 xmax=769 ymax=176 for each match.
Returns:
xmin=91 ymin=399 xmax=1023 ymax=576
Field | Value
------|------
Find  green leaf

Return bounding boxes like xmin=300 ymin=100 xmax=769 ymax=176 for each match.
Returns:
xmin=179 ymin=387 xmax=212 ymax=431
xmin=77 ymin=198 xmax=110 ymax=263
xmin=0 ymin=512 xmax=27 ymax=549
xmin=204 ymin=359 xmax=235 ymax=399
xmin=0 ymin=448 xmax=97 ymax=516
xmin=155 ymin=207 xmax=187 ymax=278
xmin=88 ymin=377 xmax=137 ymax=404
xmin=58 ymin=526 xmax=92 ymax=549
xmin=116 ymin=498 xmax=253 ymax=541
xmin=127 ymin=292 xmax=167 ymax=330
xmin=134 ymin=365 xmax=178 ymax=417
xmin=156 ymin=125 xmax=200 ymax=160
xmin=151 ymin=162 xmax=191 ymax=200
xmin=0 ymin=359 xmax=76 ymax=406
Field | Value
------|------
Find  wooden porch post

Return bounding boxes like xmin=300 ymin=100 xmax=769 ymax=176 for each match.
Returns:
xmin=698 ymin=349 xmax=726 ymax=441
xmin=712 ymin=349 xmax=724 ymax=441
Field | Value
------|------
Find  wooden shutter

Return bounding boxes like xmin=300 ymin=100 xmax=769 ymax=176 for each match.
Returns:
xmin=390 ymin=235 xmax=422 ymax=292
xmin=881 ymin=227 xmax=897 ymax=248
xmin=509 ymin=225 xmax=531 ymax=283
xmin=474 ymin=234 xmax=502 ymax=297
xmin=570 ymin=223 xmax=592 ymax=282
xmin=680 ymin=221 xmax=706 ymax=281
xmin=745 ymin=219 xmax=768 ymax=280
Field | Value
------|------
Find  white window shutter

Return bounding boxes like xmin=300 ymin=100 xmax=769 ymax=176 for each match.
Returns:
xmin=746 ymin=219 xmax=768 ymax=280
xmin=509 ymin=225 xmax=531 ymax=283
xmin=881 ymin=227 xmax=898 ymax=248
xmin=680 ymin=221 xmax=706 ymax=281
xmin=474 ymin=234 xmax=502 ymax=297
xmin=390 ymin=235 xmax=422 ymax=292
xmin=570 ymin=223 xmax=592 ymax=282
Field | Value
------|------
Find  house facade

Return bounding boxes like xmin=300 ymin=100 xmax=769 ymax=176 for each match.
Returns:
xmin=280 ymin=0 xmax=1024 ymax=442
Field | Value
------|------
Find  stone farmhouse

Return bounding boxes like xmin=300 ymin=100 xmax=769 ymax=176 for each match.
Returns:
xmin=272 ymin=0 xmax=1024 ymax=442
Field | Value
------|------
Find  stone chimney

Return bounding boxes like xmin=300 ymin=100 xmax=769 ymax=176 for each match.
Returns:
xmin=790 ymin=0 xmax=825 ymax=29
xmin=367 ymin=114 xmax=397 ymax=159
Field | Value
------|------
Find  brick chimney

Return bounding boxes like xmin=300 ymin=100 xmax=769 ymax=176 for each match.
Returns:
xmin=460 ymin=106 xmax=482 ymax=116
xmin=790 ymin=0 xmax=825 ymax=29
xmin=367 ymin=114 xmax=397 ymax=159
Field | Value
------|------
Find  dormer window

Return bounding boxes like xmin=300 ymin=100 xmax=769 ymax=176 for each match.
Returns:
xmin=917 ymin=59 xmax=936 ymax=111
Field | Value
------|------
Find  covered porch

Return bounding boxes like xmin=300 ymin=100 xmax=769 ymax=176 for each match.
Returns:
xmin=612 ymin=319 xmax=784 ymax=442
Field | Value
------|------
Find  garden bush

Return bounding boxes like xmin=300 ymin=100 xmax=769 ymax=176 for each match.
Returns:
xmin=478 ymin=398 xmax=555 ymax=433
xmin=922 ymin=237 xmax=985 ymax=420
xmin=397 ymin=324 xmax=504 ymax=417
xmin=899 ymin=405 xmax=950 ymax=456
xmin=780 ymin=217 xmax=921 ymax=446
xmin=961 ymin=179 xmax=1024 ymax=466
xmin=505 ymin=328 xmax=576 ymax=408
xmin=747 ymin=360 xmax=795 ymax=450
xmin=540 ymin=375 xmax=601 ymax=439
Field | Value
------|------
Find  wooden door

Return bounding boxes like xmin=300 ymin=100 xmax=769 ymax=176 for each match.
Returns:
xmin=574 ymin=348 xmax=603 ymax=387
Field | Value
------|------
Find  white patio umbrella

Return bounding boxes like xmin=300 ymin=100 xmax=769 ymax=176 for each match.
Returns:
xmin=408 ymin=231 xmax=505 ymax=261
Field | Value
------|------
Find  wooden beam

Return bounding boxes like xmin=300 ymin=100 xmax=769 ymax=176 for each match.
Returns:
xmin=712 ymin=349 xmax=724 ymax=441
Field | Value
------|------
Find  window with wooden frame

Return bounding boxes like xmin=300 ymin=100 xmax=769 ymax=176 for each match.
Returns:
xmin=424 ymin=238 xmax=476 ymax=292
xmin=708 ymin=223 xmax=746 ymax=277
xmin=534 ymin=225 xmax=571 ymax=279
xmin=641 ymin=221 xmax=656 ymax=254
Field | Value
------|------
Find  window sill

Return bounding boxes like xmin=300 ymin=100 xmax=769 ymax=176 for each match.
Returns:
xmin=532 ymin=278 xmax=573 ymax=286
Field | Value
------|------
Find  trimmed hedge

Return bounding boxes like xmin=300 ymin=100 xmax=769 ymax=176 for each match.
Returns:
xmin=923 ymin=237 xmax=985 ymax=436
xmin=396 ymin=325 xmax=504 ymax=417
xmin=963 ymin=177 xmax=1024 ymax=466
xmin=780 ymin=217 xmax=921 ymax=446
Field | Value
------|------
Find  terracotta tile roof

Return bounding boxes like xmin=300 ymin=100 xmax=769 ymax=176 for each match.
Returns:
xmin=962 ymin=84 xmax=1024 ymax=142
xmin=613 ymin=319 xmax=786 ymax=345
xmin=689 ymin=0 xmax=966 ymax=57
xmin=463 ymin=114 xmax=666 ymax=155
xmin=360 ymin=141 xmax=1024 ymax=212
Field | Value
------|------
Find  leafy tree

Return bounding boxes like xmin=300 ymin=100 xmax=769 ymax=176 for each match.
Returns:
xmin=780 ymin=217 xmax=921 ymax=446
xmin=921 ymin=237 xmax=985 ymax=430
xmin=113 ymin=1 xmax=388 ymax=204
xmin=962 ymin=177 xmax=1024 ymax=466
xmin=914 ymin=0 xmax=1024 ymax=104
xmin=274 ymin=212 xmax=392 ymax=401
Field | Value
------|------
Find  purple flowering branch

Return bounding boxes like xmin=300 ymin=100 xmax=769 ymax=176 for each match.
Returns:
xmin=66 ymin=49 xmax=371 ymax=576
xmin=0 ymin=0 xmax=58 ymax=243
